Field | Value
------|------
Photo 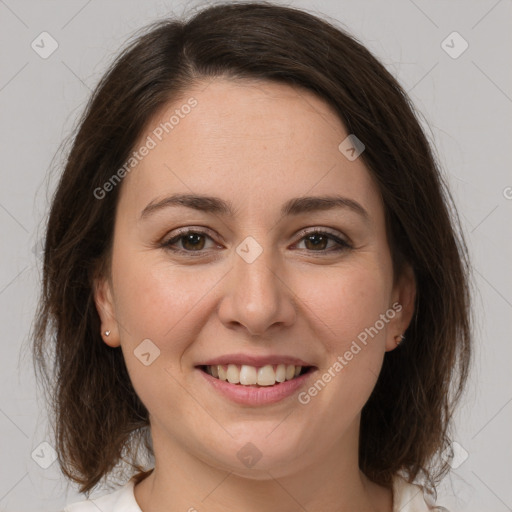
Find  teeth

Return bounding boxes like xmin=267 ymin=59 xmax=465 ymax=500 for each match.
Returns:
xmin=275 ymin=364 xmax=286 ymax=382
xmin=205 ymin=364 xmax=305 ymax=386
xmin=240 ymin=365 xmax=257 ymax=385
xmin=226 ymin=364 xmax=240 ymax=384
xmin=218 ymin=365 xmax=227 ymax=381
xmin=257 ymin=365 xmax=275 ymax=386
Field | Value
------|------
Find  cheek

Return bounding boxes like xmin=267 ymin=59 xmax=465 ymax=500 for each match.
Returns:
xmin=113 ymin=251 xmax=213 ymax=343
xmin=295 ymin=259 xmax=393 ymax=409
xmin=111 ymin=252 xmax=213 ymax=409
xmin=302 ymin=260 xmax=392 ymax=350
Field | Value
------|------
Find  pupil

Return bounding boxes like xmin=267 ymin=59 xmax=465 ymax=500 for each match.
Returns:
xmin=183 ymin=233 xmax=204 ymax=250
xmin=306 ymin=234 xmax=326 ymax=250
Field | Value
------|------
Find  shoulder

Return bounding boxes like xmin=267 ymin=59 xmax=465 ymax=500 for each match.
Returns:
xmin=392 ymin=475 xmax=450 ymax=512
xmin=62 ymin=477 xmax=141 ymax=512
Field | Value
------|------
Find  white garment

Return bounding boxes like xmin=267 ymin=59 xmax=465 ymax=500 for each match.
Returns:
xmin=62 ymin=474 xmax=446 ymax=511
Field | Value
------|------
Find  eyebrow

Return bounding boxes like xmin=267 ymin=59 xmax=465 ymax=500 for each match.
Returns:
xmin=140 ymin=193 xmax=369 ymax=221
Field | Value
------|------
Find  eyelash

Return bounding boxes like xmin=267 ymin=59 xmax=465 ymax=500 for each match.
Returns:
xmin=160 ymin=227 xmax=352 ymax=256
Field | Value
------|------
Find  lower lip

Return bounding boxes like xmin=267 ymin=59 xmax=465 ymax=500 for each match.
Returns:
xmin=197 ymin=368 xmax=315 ymax=406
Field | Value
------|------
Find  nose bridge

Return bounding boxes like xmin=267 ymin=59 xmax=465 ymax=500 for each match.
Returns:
xmin=235 ymin=234 xmax=281 ymax=309
xmin=237 ymin=237 xmax=277 ymax=296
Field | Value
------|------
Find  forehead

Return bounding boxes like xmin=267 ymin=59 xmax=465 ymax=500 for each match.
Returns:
xmin=116 ymin=78 xmax=383 ymax=223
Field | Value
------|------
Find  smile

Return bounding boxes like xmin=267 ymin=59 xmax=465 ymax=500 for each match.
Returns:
xmin=200 ymin=364 xmax=312 ymax=386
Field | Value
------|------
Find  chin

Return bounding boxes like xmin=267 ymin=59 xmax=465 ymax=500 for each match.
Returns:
xmin=200 ymin=433 xmax=309 ymax=479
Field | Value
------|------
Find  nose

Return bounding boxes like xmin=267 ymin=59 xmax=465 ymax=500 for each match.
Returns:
xmin=217 ymin=241 xmax=297 ymax=337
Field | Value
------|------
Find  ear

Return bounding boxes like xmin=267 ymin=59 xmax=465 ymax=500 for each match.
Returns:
xmin=385 ymin=263 xmax=416 ymax=352
xmin=93 ymin=273 xmax=121 ymax=348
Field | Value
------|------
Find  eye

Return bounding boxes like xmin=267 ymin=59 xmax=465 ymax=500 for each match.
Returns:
xmin=160 ymin=227 xmax=351 ymax=256
xmin=293 ymin=229 xmax=352 ymax=253
xmin=161 ymin=229 xmax=216 ymax=254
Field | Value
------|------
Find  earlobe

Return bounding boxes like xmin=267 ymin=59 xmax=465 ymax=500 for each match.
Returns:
xmin=385 ymin=264 xmax=416 ymax=352
xmin=93 ymin=275 xmax=121 ymax=347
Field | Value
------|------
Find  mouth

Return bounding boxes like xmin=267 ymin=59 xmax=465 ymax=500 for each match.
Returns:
xmin=197 ymin=364 xmax=315 ymax=387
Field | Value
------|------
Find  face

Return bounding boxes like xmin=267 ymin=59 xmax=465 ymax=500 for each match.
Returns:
xmin=95 ymin=78 xmax=415 ymax=479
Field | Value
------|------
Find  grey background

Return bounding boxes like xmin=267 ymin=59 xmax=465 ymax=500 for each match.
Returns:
xmin=0 ymin=0 xmax=511 ymax=510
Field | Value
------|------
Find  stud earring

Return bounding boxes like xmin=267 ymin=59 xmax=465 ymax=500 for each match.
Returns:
xmin=394 ymin=334 xmax=405 ymax=346
xmin=104 ymin=330 xmax=111 ymax=337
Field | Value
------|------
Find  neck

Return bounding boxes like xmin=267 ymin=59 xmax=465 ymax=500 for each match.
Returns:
xmin=134 ymin=419 xmax=392 ymax=512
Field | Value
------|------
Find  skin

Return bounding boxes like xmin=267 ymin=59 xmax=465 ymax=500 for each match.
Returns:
xmin=94 ymin=78 xmax=416 ymax=512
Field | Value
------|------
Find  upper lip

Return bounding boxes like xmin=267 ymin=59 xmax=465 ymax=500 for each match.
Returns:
xmin=196 ymin=353 xmax=314 ymax=367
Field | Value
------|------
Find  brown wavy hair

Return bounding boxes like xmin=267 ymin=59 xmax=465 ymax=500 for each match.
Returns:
xmin=32 ymin=1 xmax=471 ymax=497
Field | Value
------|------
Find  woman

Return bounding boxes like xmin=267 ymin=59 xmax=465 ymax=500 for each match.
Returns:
xmin=33 ymin=2 xmax=471 ymax=511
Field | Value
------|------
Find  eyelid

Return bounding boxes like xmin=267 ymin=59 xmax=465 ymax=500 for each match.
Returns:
xmin=163 ymin=225 xmax=221 ymax=243
xmin=294 ymin=226 xmax=349 ymax=243
xmin=164 ymin=226 xmax=348 ymax=244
